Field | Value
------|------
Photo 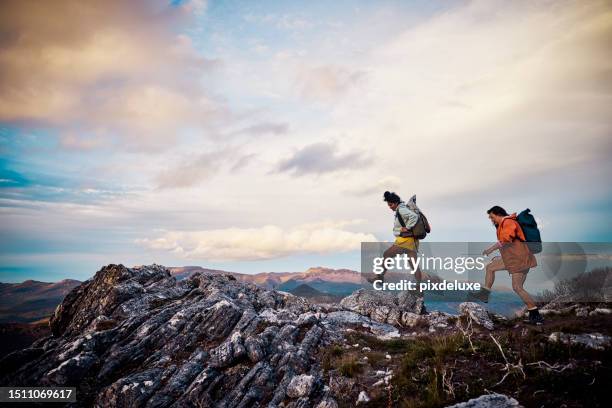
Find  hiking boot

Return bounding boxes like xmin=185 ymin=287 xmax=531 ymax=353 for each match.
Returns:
xmin=467 ymin=287 xmax=490 ymax=303
xmin=525 ymin=308 xmax=544 ymax=325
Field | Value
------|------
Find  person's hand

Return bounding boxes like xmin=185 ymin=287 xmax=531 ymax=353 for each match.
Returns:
xmin=482 ymin=248 xmax=491 ymax=256
xmin=400 ymin=227 xmax=409 ymax=233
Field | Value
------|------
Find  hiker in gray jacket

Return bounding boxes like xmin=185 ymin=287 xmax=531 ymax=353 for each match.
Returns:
xmin=392 ymin=201 xmax=419 ymax=240
xmin=367 ymin=192 xmax=424 ymax=284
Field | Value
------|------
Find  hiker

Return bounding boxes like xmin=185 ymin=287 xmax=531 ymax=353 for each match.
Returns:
xmin=369 ymin=191 xmax=425 ymax=285
xmin=470 ymin=206 xmax=544 ymax=325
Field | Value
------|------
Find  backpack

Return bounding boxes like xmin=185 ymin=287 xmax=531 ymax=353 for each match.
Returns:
xmin=396 ymin=196 xmax=431 ymax=240
xmin=516 ymin=208 xmax=542 ymax=253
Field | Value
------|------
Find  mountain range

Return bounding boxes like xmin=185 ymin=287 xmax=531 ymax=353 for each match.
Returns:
xmin=169 ymin=266 xmax=361 ymax=297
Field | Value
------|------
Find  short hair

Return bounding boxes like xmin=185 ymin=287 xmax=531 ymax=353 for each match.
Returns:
xmin=383 ymin=191 xmax=401 ymax=204
xmin=487 ymin=206 xmax=509 ymax=217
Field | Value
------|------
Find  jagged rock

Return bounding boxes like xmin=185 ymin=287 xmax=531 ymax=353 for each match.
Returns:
xmin=340 ymin=289 xmax=424 ymax=325
xmin=322 ymin=310 xmax=400 ymax=339
xmin=316 ymin=397 xmax=339 ymax=408
xmin=445 ymin=393 xmax=522 ymax=407
xmin=459 ymin=302 xmax=494 ymax=330
xmin=339 ymin=289 xmax=465 ymax=332
xmin=287 ymin=374 xmax=315 ymax=398
xmin=356 ymin=390 xmax=370 ymax=404
xmin=209 ymin=332 xmax=246 ymax=368
xmin=0 ymin=264 xmax=409 ymax=408
xmin=401 ymin=311 xmax=421 ymax=327
xmin=423 ymin=311 xmax=454 ymax=330
xmin=548 ymin=332 xmax=611 ymax=350
xmin=576 ymin=307 xmax=590 ymax=317
xmin=590 ymin=307 xmax=611 ymax=316
xmin=244 ymin=336 xmax=266 ymax=363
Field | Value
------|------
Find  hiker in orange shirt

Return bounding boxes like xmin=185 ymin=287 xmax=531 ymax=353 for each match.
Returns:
xmin=470 ymin=206 xmax=544 ymax=325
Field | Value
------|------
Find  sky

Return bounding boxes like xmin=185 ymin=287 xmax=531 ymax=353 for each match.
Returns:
xmin=0 ymin=0 xmax=611 ymax=282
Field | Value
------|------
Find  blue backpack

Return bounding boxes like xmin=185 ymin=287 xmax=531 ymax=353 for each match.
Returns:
xmin=516 ymin=209 xmax=542 ymax=254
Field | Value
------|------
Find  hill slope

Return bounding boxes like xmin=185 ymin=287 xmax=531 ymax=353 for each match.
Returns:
xmin=0 ymin=279 xmax=81 ymax=323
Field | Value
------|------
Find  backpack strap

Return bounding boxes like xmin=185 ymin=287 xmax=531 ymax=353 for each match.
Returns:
xmin=397 ymin=208 xmax=416 ymax=237
xmin=396 ymin=210 xmax=406 ymax=228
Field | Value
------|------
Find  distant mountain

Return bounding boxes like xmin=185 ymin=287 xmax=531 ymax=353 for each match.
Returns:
xmin=168 ymin=266 xmax=361 ymax=292
xmin=0 ymin=279 xmax=82 ymax=323
xmin=287 ymin=283 xmax=344 ymax=303
xmin=278 ymin=278 xmax=361 ymax=296
xmin=288 ymin=283 xmax=323 ymax=297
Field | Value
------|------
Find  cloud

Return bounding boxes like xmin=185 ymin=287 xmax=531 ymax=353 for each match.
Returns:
xmin=0 ymin=0 xmax=219 ymax=150
xmin=155 ymin=147 xmax=252 ymax=189
xmin=232 ymin=122 xmax=289 ymax=136
xmin=297 ymin=65 xmax=366 ymax=101
xmin=325 ymin=0 xmax=612 ymax=199
xmin=136 ymin=219 xmax=376 ymax=261
xmin=345 ymin=176 xmax=403 ymax=197
xmin=277 ymin=142 xmax=372 ymax=176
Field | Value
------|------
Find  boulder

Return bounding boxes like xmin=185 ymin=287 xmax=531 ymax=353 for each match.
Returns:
xmin=287 ymin=374 xmax=315 ymax=398
xmin=548 ymin=332 xmax=611 ymax=350
xmin=459 ymin=302 xmax=494 ymax=330
xmin=445 ymin=393 xmax=522 ymax=407
xmin=340 ymin=289 xmax=424 ymax=325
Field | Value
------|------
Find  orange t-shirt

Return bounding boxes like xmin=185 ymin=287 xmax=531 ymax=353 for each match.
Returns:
xmin=496 ymin=214 xmax=537 ymax=273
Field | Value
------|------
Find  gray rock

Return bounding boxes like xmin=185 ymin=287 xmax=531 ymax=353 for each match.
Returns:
xmin=401 ymin=311 xmax=421 ymax=327
xmin=445 ymin=393 xmax=522 ymax=407
xmin=356 ymin=390 xmax=370 ymax=404
xmin=590 ymin=307 xmax=612 ymax=315
xmin=340 ymin=289 xmax=424 ymax=325
xmin=316 ymin=397 xmax=339 ymax=408
xmin=286 ymin=374 xmax=315 ymax=398
xmin=459 ymin=302 xmax=494 ymax=330
xmin=323 ymin=311 xmax=400 ymax=339
xmin=423 ymin=311 xmax=454 ymax=329
xmin=548 ymin=332 xmax=611 ymax=350
xmin=576 ymin=307 xmax=590 ymax=317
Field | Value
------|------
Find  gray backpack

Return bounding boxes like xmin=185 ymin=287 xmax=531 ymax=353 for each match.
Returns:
xmin=396 ymin=195 xmax=431 ymax=239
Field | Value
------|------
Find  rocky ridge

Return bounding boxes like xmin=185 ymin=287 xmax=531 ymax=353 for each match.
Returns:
xmin=0 ymin=264 xmax=530 ymax=407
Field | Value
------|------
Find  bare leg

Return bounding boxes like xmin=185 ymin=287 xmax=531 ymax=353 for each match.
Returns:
xmin=381 ymin=245 xmax=405 ymax=275
xmin=380 ymin=245 xmax=422 ymax=287
xmin=511 ymin=271 xmax=536 ymax=309
xmin=484 ymin=256 xmax=505 ymax=290
xmin=401 ymin=248 xmax=422 ymax=280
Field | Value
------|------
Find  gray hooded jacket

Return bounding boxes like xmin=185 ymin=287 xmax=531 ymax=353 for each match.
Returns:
xmin=393 ymin=201 xmax=418 ymax=237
